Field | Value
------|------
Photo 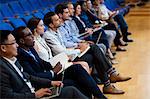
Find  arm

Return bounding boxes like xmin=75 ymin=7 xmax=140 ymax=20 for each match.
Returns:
xmin=19 ymin=60 xmax=54 ymax=80
xmin=58 ymin=26 xmax=78 ymax=48
xmin=60 ymin=32 xmax=78 ymax=48
xmin=0 ymin=65 xmax=35 ymax=99
xmin=43 ymin=33 xmax=66 ymax=54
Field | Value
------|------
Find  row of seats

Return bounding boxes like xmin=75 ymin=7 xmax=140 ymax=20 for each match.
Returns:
xmin=0 ymin=0 xmax=74 ymax=30
xmin=0 ymin=0 xmax=129 ymax=31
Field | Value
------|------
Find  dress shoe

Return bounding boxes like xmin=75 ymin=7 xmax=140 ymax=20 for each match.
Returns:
xmin=120 ymin=42 xmax=128 ymax=46
xmin=127 ymin=32 xmax=132 ymax=35
xmin=110 ymin=74 xmax=132 ymax=83
xmin=103 ymin=85 xmax=125 ymax=94
xmin=119 ymin=39 xmax=128 ymax=46
xmin=123 ymin=38 xmax=133 ymax=42
xmin=112 ymin=52 xmax=116 ymax=56
xmin=111 ymin=60 xmax=119 ymax=65
xmin=116 ymin=47 xmax=127 ymax=52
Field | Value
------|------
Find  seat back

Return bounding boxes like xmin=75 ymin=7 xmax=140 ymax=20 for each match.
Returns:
xmin=9 ymin=1 xmax=25 ymax=15
xmin=28 ymin=0 xmax=41 ymax=10
xmin=19 ymin=0 xmax=34 ymax=12
xmin=0 ymin=22 xmax=14 ymax=31
xmin=0 ymin=3 xmax=14 ymax=17
xmin=9 ymin=18 xmax=26 ymax=28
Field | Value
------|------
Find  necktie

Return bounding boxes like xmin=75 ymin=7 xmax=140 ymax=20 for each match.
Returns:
xmin=15 ymin=61 xmax=22 ymax=71
xmin=15 ymin=61 xmax=28 ymax=80
xmin=28 ymin=51 xmax=38 ymax=62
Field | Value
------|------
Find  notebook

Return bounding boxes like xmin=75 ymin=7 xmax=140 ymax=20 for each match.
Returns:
xmin=49 ymin=52 xmax=73 ymax=74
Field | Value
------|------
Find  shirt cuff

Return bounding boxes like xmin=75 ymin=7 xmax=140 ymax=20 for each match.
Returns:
xmin=50 ymin=70 xmax=54 ymax=78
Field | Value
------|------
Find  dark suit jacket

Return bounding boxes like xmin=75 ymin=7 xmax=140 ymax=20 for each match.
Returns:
xmin=0 ymin=57 xmax=51 ymax=98
xmin=72 ymin=16 xmax=86 ymax=34
xmin=17 ymin=47 xmax=55 ymax=80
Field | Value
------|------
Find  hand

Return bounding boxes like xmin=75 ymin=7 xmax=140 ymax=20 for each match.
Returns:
xmin=110 ymin=11 xmax=117 ymax=18
xmin=53 ymin=62 xmax=62 ymax=74
xmin=93 ymin=24 xmax=101 ymax=28
xmin=78 ymin=42 xmax=89 ymax=53
xmin=35 ymin=88 xmax=52 ymax=98
xmin=51 ymin=81 xmax=63 ymax=87
xmin=86 ymin=28 xmax=93 ymax=35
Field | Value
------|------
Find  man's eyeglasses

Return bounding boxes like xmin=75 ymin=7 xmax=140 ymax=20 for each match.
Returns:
xmin=1 ymin=41 xmax=17 ymax=45
xmin=23 ymin=32 xmax=33 ymax=38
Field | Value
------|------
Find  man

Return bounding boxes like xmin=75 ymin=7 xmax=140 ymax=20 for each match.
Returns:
xmin=0 ymin=30 xmax=87 ymax=99
xmin=12 ymin=27 xmax=106 ymax=98
xmin=43 ymin=11 xmax=131 ymax=95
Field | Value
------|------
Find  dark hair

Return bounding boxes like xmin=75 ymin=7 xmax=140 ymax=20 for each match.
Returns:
xmin=27 ymin=17 xmax=41 ymax=33
xmin=55 ymin=3 xmax=68 ymax=14
xmin=44 ymin=12 xmax=56 ymax=27
xmin=73 ymin=3 xmax=81 ymax=14
xmin=12 ymin=26 xmax=27 ymax=44
xmin=0 ymin=30 xmax=11 ymax=44
xmin=77 ymin=1 xmax=85 ymax=7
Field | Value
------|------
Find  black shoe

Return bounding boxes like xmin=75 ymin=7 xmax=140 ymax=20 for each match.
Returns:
xmin=112 ymin=52 xmax=116 ymax=56
xmin=123 ymin=38 xmax=133 ymax=42
xmin=127 ymin=32 xmax=132 ymax=35
xmin=116 ymin=47 xmax=127 ymax=52
xmin=120 ymin=42 xmax=128 ymax=46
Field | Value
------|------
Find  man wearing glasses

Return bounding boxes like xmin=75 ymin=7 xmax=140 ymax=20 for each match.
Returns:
xmin=0 ymin=30 xmax=88 ymax=99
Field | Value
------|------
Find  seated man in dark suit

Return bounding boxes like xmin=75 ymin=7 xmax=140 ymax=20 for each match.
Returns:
xmin=12 ymin=27 xmax=107 ymax=98
xmin=0 ymin=30 xmax=88 ymax=99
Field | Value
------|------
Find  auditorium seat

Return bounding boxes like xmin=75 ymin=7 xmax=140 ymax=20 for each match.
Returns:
xmin=0 ymin=11 xmax=3 ymax=21
xmin=9 ymin=18 xmax=26 ymax=28
xmin=0 ymin=22 xmax=14 ymax=31
xmin=22 ymin=15 xmax=33 ymax=24
xmin=32 ymin=12 xmax=44 ymax=19
xmin=28 ymin=0 xmax=43 ymax=12
xmin=8 ymin=1 xmax=28 ymax=16
xmin=0 ymin=3 xmax=15 ymax=18
xmin=19 ymin=0 xmax=38 ymax=13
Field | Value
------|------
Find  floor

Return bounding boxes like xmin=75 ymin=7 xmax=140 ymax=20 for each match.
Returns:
xmin=99 ymin=2 xmax=150 ymax=99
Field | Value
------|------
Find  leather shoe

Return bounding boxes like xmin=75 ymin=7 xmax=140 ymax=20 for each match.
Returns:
xmin=111 ymin=60 xmax=119 ymax=65
xmin=123 ymin=38 xmax=133 ymax=42
xmin=112 ymin=52 xmax=116 ymax=56
xmin=103 ymin=85 xmax=125 ymax=94
xmin=127 ymin=32 xmax=132 ymax=35
xmin=120 ymin=42 xmax=128 ymax=46
xmin=119 ymin=39 xmax=128 ymax=46
xmin=110 ymin=74 xmax=131 ymax=83
xmin=116 ymin=47 xmax=127 ymax=51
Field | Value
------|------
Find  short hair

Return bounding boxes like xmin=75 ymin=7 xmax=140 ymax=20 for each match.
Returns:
xmin=27 ymin=17 xmax=41 ymax=33
xmin=55 ymin=3 xmax=68 ymax=14
xmin=65 ymin=2 xmax=73 ymax=7
xmin=0 ymin=30 xmax=12 ymax=44
xmin=12 ymin=26 xmax=26 ymax=44
xmin=44 ymin=12 xmax=56 ymax=27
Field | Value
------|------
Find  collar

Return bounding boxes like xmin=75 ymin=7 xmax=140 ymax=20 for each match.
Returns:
xmin=3 ymin=57 xmax=17 ymax=64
